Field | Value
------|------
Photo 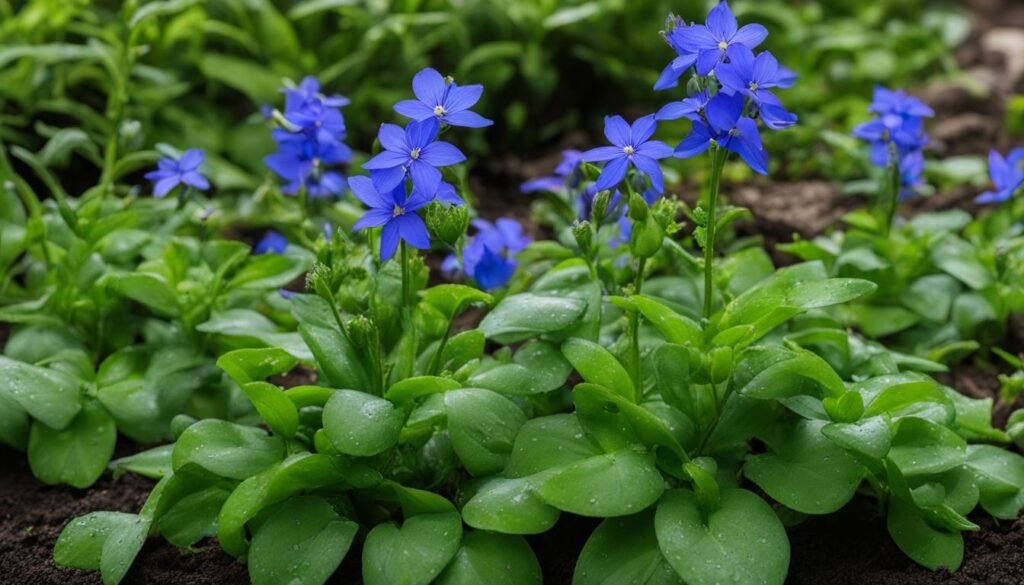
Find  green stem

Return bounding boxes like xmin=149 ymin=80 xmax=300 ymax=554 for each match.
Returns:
xmin=703 ymin=147 xmax=726 ymax=320
xmin=882 ymin=142 xmax=901 ymax=238
xmin=628 ymin=256 xmax=647 ymax=401
xmin=400 ymin=241 xmax=417 ymax=379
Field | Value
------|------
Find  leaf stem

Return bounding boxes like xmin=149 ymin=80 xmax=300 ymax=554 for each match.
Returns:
xmin=628 ymin=256 xmax=647 ymax=401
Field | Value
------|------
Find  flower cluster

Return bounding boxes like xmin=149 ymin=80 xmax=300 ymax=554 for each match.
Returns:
xmin=443 ymin=218 xmax=531 ymax=290
xmin=977 ymin=148 xmax=1024 ymax=204
xmin=655 ymin=1 xmax=797 ymax=175
xmin=853 ymin=86 xmax=934 ymax=197
xmin=264 ymin=76 xmax=351 ymax=198
xmin=145 ymin=149 xmax=210 ymax=197
xmin=353 ymin=68 xmax=489 ymax=261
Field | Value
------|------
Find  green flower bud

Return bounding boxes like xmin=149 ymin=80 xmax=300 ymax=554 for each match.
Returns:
xmin=709 ymin=346 xmax=733 ymax=384
xmin=629 ymin=212 xmax=664 ymax=258
xmin=424 ymin=201 xmax=469 ymax=247
xmin=571 ymin=220 xmax=593 ymax=255
xmin=592 ymin=190 xmax=612 ymax=223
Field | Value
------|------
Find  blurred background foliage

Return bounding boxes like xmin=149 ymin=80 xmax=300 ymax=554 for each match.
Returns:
xmin=0 ymin=0 xmax=969 ymax=195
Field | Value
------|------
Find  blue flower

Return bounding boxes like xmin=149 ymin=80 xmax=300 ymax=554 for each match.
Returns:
xmin=144 ymin=149 xmax=210 ymax=197
xmin=716 ymin=45 xmax=798 ymax=129
xmin=276 ymin=101 xmax=347 ymax=148
xmin=853 ymin=87 xmax=933 ymax=187
xmin=394 ymin=68 xmax=493 ymax=128
xmin=674 ymin=1 xmax=768 ymax=76
xmin=283 ymin=76 xmax=350 ymax=113
xmin=447 ymin=218 xmax=531 ymax=290
xmin=264 ymin=139 xmax=349 ymax=197
xmin=674 ymin=92 xmax=768 ymax=175
xmin=362 ymin=118 xmax=466 ymax=196
xmin=350 ymin=175 xmax=431 ymax=261
xmin=977 ymin=148 xmax=1024 ymax=204
xmin=898 ymin=151 xmax=925 ymax=198
xmin=582 ymin=115 xmax=673 ymax=193
xmin=521 ymin=149 xmax=584 ymax=193
xmin=255 ymin=231 xmax=288 ymax=255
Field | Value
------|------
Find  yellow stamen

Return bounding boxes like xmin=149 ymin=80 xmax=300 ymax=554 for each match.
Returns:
xmin=718 ymin=40 xmax=728 ymax=50
xmin=623 ymin=145 xmax=635 ymax=156
xmin=410 ymin=148 xmax=421 ymax=160
xmin=433 ymin=105 xmax=447 ymax=117
xmin=392 ymin=204 xmax=405 ymax=217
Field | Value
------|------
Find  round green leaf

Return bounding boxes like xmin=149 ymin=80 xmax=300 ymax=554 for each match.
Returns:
xmin=323 ymin=390 xmax=404 ymax=456
xmin=573 ymin=510 xmax=683 ymax=585
xmin=446 ymin=388 xmax=526 ymax=476
xmin=744 ymin=419 xmax=863 ymax=514
xmin=655 ymin=488 xmax=789 ymax=585
xmin=562 ymin=338 xmax=634 ymax=400
xmin=479 ymin=293 xmax=587 ymax=344
xmin=363 ymin=512 xmax=462 ymax=585
xmin=172 ymin=419 xmax=285 ymax=480
xmin=241 ymin=381 xmax=300 ymax=438
xmin=436 ymin=532 xmax=541 ymax=585
xmin=537 ymin=449 xmax=664 ymax=517
xmin=462 ymin=477 xmax=561 ymax=535
xmin=250 ymin=496 xmax=358 ymax=585
xmin=28 ymin=400 xmax=116 ymax=488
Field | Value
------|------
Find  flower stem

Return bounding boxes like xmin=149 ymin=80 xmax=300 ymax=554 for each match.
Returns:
xmin=882 ymin=141 xmax=901 ymax=238
xmin=399 ymin=240 xmax=417 ymax=379
xmin=703 ymin=147 xmax=727 ymax=320
xmin=628 ymin=255 xmax=647 ymax=401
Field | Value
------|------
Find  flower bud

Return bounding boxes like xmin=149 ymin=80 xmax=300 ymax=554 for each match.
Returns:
xmin=629 ymin=213 xmax=664 ymax=258
xmin=709 ymin=346 xmax=733 ymax=384
xmin=571 ymin=220 xmax=593 ymax=255
xmin=424 ymin=201 xmax=469 ymax=247
xmin=592 ymin=190 xmax=612 ymax=223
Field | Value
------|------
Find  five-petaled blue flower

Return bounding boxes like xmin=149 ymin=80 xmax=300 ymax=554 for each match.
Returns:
xmin=521 ymin=150 xmax=584 ymax=193
xmin=654 ymin=19 xmax=700 ymax=91
xmin=716 ymin=45 xmax=798 ymax=130
xmin=853 ymin=86 xmax=933 ymax=166
xmin=145 ymin=149 xmax=210 ymax=197
xmin=674 ymin=92 xmax=768 ymax=175
xmin=656 ymin=89 xmax=712 ymax=122
xmin=255 ymin=231 xmax=289 ymax=255
xmin=678 ymin=1 xmax=768 ymax=76
xmin=582 ymin=115 xmax=673 ymax=193
xmin=394 ymin=68 xmax=493 ymax=128
xmin=363 ymin=118 xmax=466 ymax=196
xmin=350 ymin=175 xmax=431 ymax=261
xmin=977 ymin=148 xmax=1024 ymax=204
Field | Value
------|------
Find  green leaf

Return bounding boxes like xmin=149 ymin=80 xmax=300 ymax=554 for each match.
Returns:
xmin=887 ymin=496 xmax=963 ymax=571
xmin=158 ymin=487 xmax=230 ymax=548
xmin=386 ymin=376 xmax=461 ymax=403
xmin=467 ymin=341 xmax=572 ymax=396
xmin=54 ymin=511 xmax=149 ymax=585
xmin=217 ymin=347 xmax=299 ymax=385
xmin=479 ymin=293 xmax=587 ymax=344
xmin=250 ymin=496 xmax=358 ymax=585
xmin=461 ymin=477 xmax=561 ymax=534
xmin=0 ymin=355 xmax=82 ymax=430
xmin=445 ymin=389 xmax=527 ymax=476
xmin=100 ymin=272 xmax=179 ymax=316
xmin=573 ymin=384 xmax=687 ymax=463
xmin=888 ymin=417 xmax=967 ymax=477
xmin=110 ymin=444 xmax=173 ymax=480
xmin=288 ymin=0 xmax=359 ymax=19
xmin=242 ymin=382 xmax=300 ymax=439
xmin=172 ymin=419 xmax=285 ymax=480
xmin=629 ymin=295 xmax=701 ymax=346
xmin=655 ymin=489 xmax=789 ymax=585
xmin=199 ymin=55 xmax=283 ymax=103
xmin=544 ymin=2 xmax=600 ymax=28
xmin=536 ymin=449 xmax=664 ymax=517
xmin=129 ymin=0 xmax=202 ymax=28
xmin=292 ymin=295 xmax=370 ymax=391
xmin=562 ymin=338 xmax=635 ymax=400
xmin=863 ymin=378 xmax=949 ymax=417
xmin=735 ymin=347 xmax=845 ymax=400
xmin=362 ymin=512 xmax=462 ymax=585
xmin=822 ymin=416 xmax=892 ymax=460
xmin=28 ymin=400 xmax=116 ymax=488
xmin=323 ymin=390 xmax=404 ymax=456
xmin=436 ymin=532 xmax=542 ymax=585
xmin=745 ymin=419 xmax=863 ymax=514
xmin=573 ymin=510 xmax=683 ymax=585
xmin=504 ymin=414 xmax=604 ymax=478
xmin=965 ymin=445 xmax=1024 ymax=520
xmin=422 ymin=284 xmax=494 ymax=321
xmin=218 ymin=453 xmax=378 ymax=557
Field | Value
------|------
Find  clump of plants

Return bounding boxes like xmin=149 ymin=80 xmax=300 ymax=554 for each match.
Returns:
xmin=0 ymin=2 xmax=1018 ymax=585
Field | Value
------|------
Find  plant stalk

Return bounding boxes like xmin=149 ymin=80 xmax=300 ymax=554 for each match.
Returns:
xmin=703 ymin=147 xmax=727 ymax=319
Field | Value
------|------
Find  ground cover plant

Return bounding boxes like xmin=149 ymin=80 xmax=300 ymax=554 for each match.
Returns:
xmin=0 ymin=1 xmax=1023 ymax=584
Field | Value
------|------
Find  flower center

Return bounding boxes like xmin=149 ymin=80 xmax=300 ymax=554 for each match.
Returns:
xmin=433 ymin=104 xmax=447 ymax=117
xmin=623 ymin=145 xmax=635 ymax=156
xmin=749 ymin=82 xmax=759 ymax=91
xmin=392 ymin=204 xmax=405 ymax=217
xmin=718 ymin=40 xmax=729 ymax=51
xmin=410 ymin=147 xmax=421 ymax=160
